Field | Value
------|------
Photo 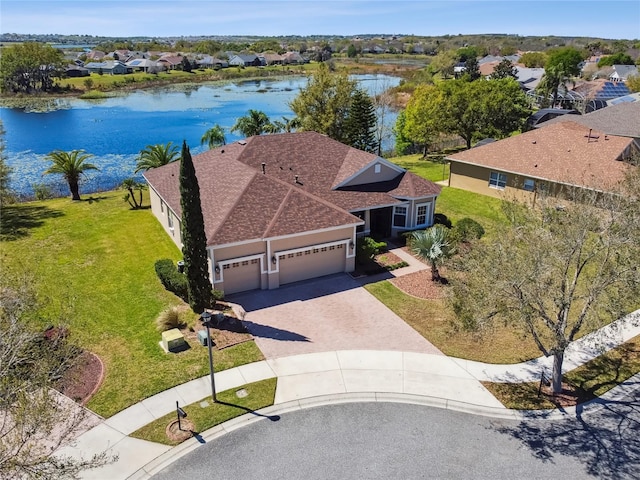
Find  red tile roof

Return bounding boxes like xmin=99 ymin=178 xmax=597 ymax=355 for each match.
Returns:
xmin=446 ymin=121 xmax=637 ymax=192
xmin=144 ymin=132 xmax=441 ymax=246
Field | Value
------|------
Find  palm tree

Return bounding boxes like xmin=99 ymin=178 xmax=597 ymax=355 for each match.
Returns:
xmin=200 ymin=124 xmax=226 ymax=149
xmin=230 ymin=109 xmax=273 ymax=137
xmin=410 ymin=225 xmax=455 ymax=282
xmin=43 ymin=150 xmax=98 ymax=201
xmin=537 ymin=64 xmax=574 ymax=108
xmin=119 ymin=177 xmax=146 ymax=209
xmin=134 ymin=142 xmax=180 ymax=173
xmin=271 ymin=116 xmax=300 ymax=133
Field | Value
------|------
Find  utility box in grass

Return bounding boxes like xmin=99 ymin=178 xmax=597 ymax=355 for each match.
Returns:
xmin=162 ymin=328 xmax=186 ymax=352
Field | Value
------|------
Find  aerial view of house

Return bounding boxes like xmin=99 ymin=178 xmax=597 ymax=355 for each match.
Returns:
xmin=144 ymin=132 xmax=441 ymax=294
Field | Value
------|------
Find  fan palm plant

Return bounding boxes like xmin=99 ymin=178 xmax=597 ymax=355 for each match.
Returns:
xmin=134 ymin=142 xmax=180 ymax=173
xmin=43 ymin=149 xmax=98 ymax=201
xmin=410 ymin=225 xmax=455 ymax=282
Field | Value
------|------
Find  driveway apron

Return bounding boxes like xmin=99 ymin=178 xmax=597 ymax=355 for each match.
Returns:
xmin=229 ymin=274 xmax=442 ymax=359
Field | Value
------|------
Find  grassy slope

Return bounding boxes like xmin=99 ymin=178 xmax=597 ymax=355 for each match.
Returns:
xmin=0 ymin=191 xmax=263 ymax=417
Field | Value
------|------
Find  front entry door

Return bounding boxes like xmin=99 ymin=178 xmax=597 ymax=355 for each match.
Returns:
xmin=369 ymin=207 xmax=392 ymax=239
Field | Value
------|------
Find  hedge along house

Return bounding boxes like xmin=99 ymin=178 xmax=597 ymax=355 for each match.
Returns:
xmin=144 ymin=132 xmax=441 ymax=295
xmin=445 ymin=121 xmax=638 ymax=204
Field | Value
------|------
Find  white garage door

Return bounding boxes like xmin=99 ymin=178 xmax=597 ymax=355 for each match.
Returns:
xmin=278 ymin=244 xmax=346 ymax=286
xmin=221 ymin=259 xmax=261 ymax=294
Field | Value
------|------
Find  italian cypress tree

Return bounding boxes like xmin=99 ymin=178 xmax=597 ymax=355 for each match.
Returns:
xmin=179 ymin=141 xmax=212 ymax=313
xmin=344 ymin=88 xmax=377 ymax=153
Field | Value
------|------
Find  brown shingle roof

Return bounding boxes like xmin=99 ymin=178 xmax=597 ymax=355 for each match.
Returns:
xmin=145 ymin=132 xmax=441 ymax=246
xmin=446 ymin=121 xmax=637 ymax=191
xmin=541 ymin=102 xmax=640 ymax=139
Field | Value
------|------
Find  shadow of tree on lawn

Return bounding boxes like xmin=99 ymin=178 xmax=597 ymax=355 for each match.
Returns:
xmin=0 ymin=204 xmax=64 ymax=241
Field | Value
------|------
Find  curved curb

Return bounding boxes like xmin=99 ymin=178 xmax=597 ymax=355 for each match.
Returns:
xmin=126 ymin=385 xmax=637 ymax=480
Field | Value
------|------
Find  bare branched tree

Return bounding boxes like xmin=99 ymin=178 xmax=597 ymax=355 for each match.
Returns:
xmin=0 ymin=271 xmax=115 ymax=479
xmin=450 ymin=168 xmax=640 ymax=393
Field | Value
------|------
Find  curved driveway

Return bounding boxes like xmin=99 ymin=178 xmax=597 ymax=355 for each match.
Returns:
xmin=151 ymin=400 xmax=639 ymax=480
xmin=229 ymin=274 xmax=442 ymax=359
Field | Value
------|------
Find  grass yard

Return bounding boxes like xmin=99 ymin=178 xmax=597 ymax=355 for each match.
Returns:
xmin=0 ymin=191 xmax=264 ymax=418
xmin=484 ymin=335 xmax=640 ymax=409
xmin=390 ymin=154 xmax=450 ymax=183
xmin=130 ymin=378 xmax=277 ymax=446
xmin=364 ymin=281 xmax=541 ymax=364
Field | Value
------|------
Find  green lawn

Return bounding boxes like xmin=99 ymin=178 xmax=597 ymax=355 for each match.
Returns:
xmin=364 ymin=281 xmax=542 ymax=364
xmin=0 ymin=191 xmax=264 ymax=417
xmin=390 ymin=154 xmax=450 ymax=183
xmin=131 ymin=378 xmax=277 ymax=445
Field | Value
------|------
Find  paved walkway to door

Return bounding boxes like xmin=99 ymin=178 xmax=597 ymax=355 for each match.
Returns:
xmin=229 ymin=256 xmax=441 ymax=359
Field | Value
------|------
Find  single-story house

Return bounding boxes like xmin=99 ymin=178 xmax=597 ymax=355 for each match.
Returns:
xmin=259 ymin=53 xmax=284 ymax=65
xmin=126 ymin=58 xmax=159 ymax=72
xmin=609 ymin=64 xmax=639 ymax=83
xmin=84 ymin=60 xmax=131 ymax=75
xmin=156 ymin=56 xmax=183 ymax=70
xmin=65 ymin=65 xmax=90 ymax=77
xmin=144 ymin=132 xmax=441 ymax=295
xmin=282 ymin=51 xmax=305 ymax=64
xmin=228 ymin=54 xmax=262 ymax=67
xmin=196 ymin=56 xmax=228 ymax=69
xmin=445 ymin=121 xmax=638 ymax=201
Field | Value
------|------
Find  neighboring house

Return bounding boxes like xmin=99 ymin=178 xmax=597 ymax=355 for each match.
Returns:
xmin=282 ymin=51 xmax=305 ymax=64
xmin=609 ymin=64 xmax=639 ymax=83
xmin=445 ymin=121 xmax=638 ymax=201
xmin=196 ymin=56 xmax=228 ymax=69
xmin=526 ymin=108 xmax=580 ymax=130
xmin=228 ymin=54 xmax=262 ymax=67
xmin=144 ymin=132 xmax=441 ymax=295
xmin=84 ymin=60 xmax=131 ymax=75
xmin=259 ymin=53 xmax=284 ymax=65
xmin=156 ymin=55 xmax=183 ymax=70
xmin=126 ymin=58 xmax=159 ymax=72
xmin=514 ymin=66 xmax=545 ymax=91
xmin=85 ymin=49 xmax=105 ymax=60
xmin=65 ymin=65 xmax=90 ymax=77
xmin=541 ymin=101 xmax=640 ymax=141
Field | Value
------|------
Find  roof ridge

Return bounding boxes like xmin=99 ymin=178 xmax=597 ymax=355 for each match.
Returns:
xmin=262 ymin=186 xmax=294 ymax=238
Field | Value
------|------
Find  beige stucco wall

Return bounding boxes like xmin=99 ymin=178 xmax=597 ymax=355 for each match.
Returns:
xmin=342 ymin=162 xmax=399 ymax=187
xmin=449 ymin=162 xmax=536 ymax=203
xmin=271 ymin=226 xmax=355 ymax=252
xmin=149 ymin=187 xmax=183 ymax=248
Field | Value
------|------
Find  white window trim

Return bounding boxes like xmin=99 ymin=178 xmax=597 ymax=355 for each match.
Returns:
xmin=415 ymin=202 xmax=431 ymax=227
xmin=393 ymin=205 xmax=408 ymax=228
xmin=489 ymin=171 xmax=507 ymax=190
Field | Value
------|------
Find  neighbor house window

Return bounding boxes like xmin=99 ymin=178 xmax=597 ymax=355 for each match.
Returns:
xmin=393 ymin=206 xmax=407 ymax=227
xmin=523 ymin=179 xmax=535 ymax=192
xmin=489 ymin=172 xmax=507 ymax=190
xmin=416 ymin=203 xmax=430 ymax=226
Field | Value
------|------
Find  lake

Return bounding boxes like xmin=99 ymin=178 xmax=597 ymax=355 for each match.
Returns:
xmin=0 ymin=74 xmax=400 ymax=197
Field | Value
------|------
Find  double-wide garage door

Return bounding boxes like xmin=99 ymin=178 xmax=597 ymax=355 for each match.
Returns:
xmin=278 ymin=243 xmax=346 ymax=285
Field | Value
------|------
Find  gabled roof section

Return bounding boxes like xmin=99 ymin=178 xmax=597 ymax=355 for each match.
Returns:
xmin=542 ymin=101 xmax=640 ymax=139
xmin=332 ymin=152 xmax=405 ymax=189
xmin=446 ymin=121 xmax=637 ymax=192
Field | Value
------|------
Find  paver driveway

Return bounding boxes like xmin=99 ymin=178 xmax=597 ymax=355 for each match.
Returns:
xmin=229 ymin=274 xmax=442 ymax=359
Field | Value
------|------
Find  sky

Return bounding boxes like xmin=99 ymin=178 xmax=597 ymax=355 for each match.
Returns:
xmin=1 ymin=0 xmax=639 ymax=40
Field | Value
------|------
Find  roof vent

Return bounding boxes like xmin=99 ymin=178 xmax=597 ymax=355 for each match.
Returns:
xmin=261 ymin=162 xmax=266 ymax=174
xmin=238 ymin=140 xmax=246 ymax=145
xmin=294 ymin=175 xmax=299 ymax=184
xmin=585 ymin=129 xmax=599 ymax=142
xmin=532 ymin=140 xmax=536 ymax=144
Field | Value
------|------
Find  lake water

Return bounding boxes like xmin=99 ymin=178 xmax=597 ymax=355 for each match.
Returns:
xmin=0 ymin=74 xmax=400 ymax=197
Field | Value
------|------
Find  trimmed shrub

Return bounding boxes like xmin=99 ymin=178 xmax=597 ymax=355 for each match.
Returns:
xmin=452 ymin=217 xmax=485 ymax=243
xmin=356 ymin=236 xmax=387 ymax=265
xmin=155 ymin=306 xmax=187 ymax=332
xmin=212 ymin=289 xmax=225 ymax=302
xmin=433 ymin=213 xmax=452 ymax=228
xmin=155 ymin=259 xmax=188 ymax=301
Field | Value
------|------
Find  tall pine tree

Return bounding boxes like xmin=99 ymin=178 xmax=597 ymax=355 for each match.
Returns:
xmin=344 ymin=88 xmax=377 ymax=153
xmin=179 ymin=141 xmax=212 ymax=313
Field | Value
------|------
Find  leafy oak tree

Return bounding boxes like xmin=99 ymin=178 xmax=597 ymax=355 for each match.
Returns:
xmin=450 ymin=171 xmax=640 ymax=394
xmin=401 ymin=84 xmax=445 ymax=155
xmin=179 ymin=141 xmax=212 ymax=313
xmin=289 ymin=62 xmax=357 ymax=143
xmin=0 ymin=42 xmax=65 ymax=93
xmin=490 ymin=59 xmax=518 ymax=80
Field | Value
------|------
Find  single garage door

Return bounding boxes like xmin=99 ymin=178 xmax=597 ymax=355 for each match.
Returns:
xmin=221 ymin=258 xmax=261 ymax=294
xmin=278 ymin=244 xmax=346 ymax=286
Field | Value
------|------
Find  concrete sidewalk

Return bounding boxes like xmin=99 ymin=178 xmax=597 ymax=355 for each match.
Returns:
xmin=57 ymin=309 xmax=640 ymax=479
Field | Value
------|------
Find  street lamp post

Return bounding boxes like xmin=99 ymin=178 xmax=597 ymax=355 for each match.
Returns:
xmin=200 ymin=311 xmax=216 ymax=402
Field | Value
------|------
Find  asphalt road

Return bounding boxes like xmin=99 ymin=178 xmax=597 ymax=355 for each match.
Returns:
xmin=151 ymin=396 xmax=640 ymax=480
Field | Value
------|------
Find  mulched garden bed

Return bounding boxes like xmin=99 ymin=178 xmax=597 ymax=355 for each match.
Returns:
xmin=55 ymin=350 xmax=104 ymax=405
xmin=353 ymin=251 xmax=409 ymax=276
xmin=390 ymin=269 xmax=448 ymax=300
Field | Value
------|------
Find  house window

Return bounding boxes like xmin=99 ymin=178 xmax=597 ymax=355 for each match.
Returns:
xmin=489 ymin=172 xmax=507 ymax=190
xmin=160 ymin=201 xmax=165 ymax=214
xmin=416 ymin=203 xmax=430 ymax=226
xmin=393 ymin=206 xmax=407 ymax=227
xmin=523 ymin=179 xmax=535 ymax=192
xmin=167 ymin=213 xmax=174 ymax=230
xmin=374 ymin=164 xmax=381 ymax=174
